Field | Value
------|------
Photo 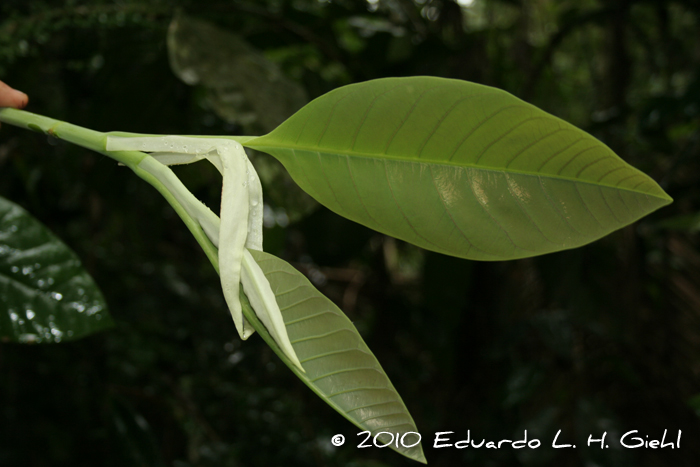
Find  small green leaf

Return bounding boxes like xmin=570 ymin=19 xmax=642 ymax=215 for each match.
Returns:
xmin=0 ymin=196 xmax=112 ymax=343
xmin=246 ymin=76 xmax=672 ymax=260
xmin=247 ymin=249 xmax=426 ymax=464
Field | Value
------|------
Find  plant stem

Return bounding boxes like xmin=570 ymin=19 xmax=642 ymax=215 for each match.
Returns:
xmin=0 ymin=108 xmax=144 ymax=166
xmin=0 ymin=108 xmax=306 ymax=374
xmin=0 ymin=108 xmax=221 ymax=269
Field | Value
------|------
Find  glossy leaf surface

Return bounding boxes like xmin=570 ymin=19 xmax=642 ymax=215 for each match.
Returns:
xmin=247 ymin=77 xmax=673 ymax=260
xmin=0 ymin=196 xmax=112 ymax=343
xmin=249 ymin=249 xmax=425 ymax=463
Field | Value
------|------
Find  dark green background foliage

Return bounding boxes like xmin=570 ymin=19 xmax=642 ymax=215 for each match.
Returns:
xmin=1 ymin=0 xmax=700 ymax=466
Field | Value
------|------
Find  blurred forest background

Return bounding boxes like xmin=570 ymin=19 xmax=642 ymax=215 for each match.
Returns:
xmin=2 ymin=0 xmax=700 ymax=466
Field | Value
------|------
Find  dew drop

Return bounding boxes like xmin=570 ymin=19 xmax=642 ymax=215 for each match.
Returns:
xmin=10 ymin=266 xmax=18 ymax=273
xmin=26 ymin=310 xmax=35 ymax=320
xmin=50 ymin=292 xmax=63 ymax=301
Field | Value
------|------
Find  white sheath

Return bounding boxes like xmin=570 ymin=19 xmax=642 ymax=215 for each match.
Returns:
xmin=107 ymin=135 xmax=304 ymax=371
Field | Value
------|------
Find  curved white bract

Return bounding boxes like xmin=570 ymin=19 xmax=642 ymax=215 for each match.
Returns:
xmin=241 ymin=250 xmax=303 ymax=371
xmin=218 ymin=142 xmax=253 ymax=339
xmin=244 ymin=158 xmax=263 ymax=251
xmin=106 ymin=135 xmax=304 ymax=370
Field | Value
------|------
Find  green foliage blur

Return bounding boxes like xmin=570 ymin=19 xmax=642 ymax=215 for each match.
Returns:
xmin=1 ymin=0 xmax=700 ymax=466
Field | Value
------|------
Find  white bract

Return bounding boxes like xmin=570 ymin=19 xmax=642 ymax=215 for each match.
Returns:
xmin=106 ymin=135 xmax=304 ymax=372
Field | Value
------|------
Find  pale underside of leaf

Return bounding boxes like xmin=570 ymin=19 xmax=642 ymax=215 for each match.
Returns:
xmin=249 ymin=249 xmax=426 ymax=464
xmin=247 ymin=77 xmax=672 ymax=260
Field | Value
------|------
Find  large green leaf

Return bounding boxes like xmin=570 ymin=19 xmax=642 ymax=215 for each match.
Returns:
xmin=0 ymin=196 xmax=112 ymax=343
xmin=246 ymin=76 xmax=673 ymax=260
xmin=248 ymin=249 xmax=425 ymax=464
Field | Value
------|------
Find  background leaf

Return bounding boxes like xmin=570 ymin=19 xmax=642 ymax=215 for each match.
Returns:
xmin=167 ymin=14 xmax=308 ymax=132
xmin=0 ymin=196 xmax=112 ymax=343
xmin=167 ymin=13 xmax=318 ymax=223
xmin=249 ymin=249 xmax=425 ymax=464
xmin=247 ymin=76 xmax=672 ymax=260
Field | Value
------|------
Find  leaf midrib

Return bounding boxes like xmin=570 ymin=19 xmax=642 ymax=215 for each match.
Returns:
xmin=247 ymin=141 xmax=672 ymax=202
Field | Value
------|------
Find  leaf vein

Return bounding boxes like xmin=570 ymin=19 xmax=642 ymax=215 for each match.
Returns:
xmin=310 ymin=366 xmax=384 ymax=383
xmin=465 ymin=170 xmax=534 ymax=253
xmin=290 ymin=327 xmax=355 ymax=345
xmin=575 ymin=155 xmax=608 ymax=178
xmin=598 ymin=186 xmax=624 ymax=224
xmin=383 ymin=159 xmax=443 ymax=250
xmin=474 ymin=116 xmax=550 ymax=165
xmin=370 ymin=422 xmax=415 ymax=431
xmin=346 ymin=155 xmax=385 ymax=231
xmin=350 ymin=84 xmax=403 ymax=151
xmin=596 ymin=165 xmax=627 ymax=183
xmin=280 ymin=295 xmax=328 ymax=312
xmin=360 ymin=412 xmax=410 ymax=424
xmin=505 ymin=175 xmax=560 ymax=245
xmin=328 ymin=386 xmax=392 ymax=398
xmin=447 ymin=104 xmax=529 ymax=162
xmin=506 ymin=127 xmax=577 ymax=168
xmin=300 ymin=347 xmax=373 ymax=364
xmin=574 ymin=184 xmax=605 ymax=228
xmin=537 ymin=175 xmax=583 ymax=235
xmin=416 ymin=92 xmax=486 ymax=159
xmin=555 ymin=145 xmax=599 ymax=175
xmin=347 ymin=400 xmax=399 ymax=414
xmin=382 ymin=85 xmax=443 ymax=154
